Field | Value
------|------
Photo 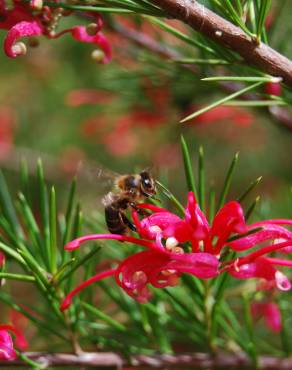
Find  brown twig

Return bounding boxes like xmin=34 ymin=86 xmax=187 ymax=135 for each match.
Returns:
xmin=2 ymin=351 xmax=292 ymax=369
xmin=148 ymin=0 xmax=292 ymax=87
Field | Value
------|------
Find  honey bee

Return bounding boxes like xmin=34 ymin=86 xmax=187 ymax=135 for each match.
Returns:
xmin=102 ymin=171 xmax=156 ymax=235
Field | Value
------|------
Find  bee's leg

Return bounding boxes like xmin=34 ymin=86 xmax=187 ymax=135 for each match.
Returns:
xmin=121 ymin=213 xmax=137 ymax=232
xmin=129 ymin=202 xmax=149 ymax=217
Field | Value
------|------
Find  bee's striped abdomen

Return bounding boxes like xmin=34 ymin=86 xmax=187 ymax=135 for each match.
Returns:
xmin=104 ymin=205 xmax=127 ymax=234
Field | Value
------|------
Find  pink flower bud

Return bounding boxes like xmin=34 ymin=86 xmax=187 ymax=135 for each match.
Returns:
xmin=264 ymin=82 xmax=282 ymax=96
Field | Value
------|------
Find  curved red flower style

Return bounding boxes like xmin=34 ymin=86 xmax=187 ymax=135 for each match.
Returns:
xmin=60 ymin=192 xmax=292 ymax=311
xmin=0 ymin=325 xmax=28 ymax=361
xmin=0 ymin=0 xmax=112 ymax=61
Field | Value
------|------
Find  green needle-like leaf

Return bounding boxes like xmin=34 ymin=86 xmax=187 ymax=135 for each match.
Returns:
xmin=224 ymin=100 xmax=287 ymax=107
xmin=82 ymin=302 xmax=126 ymax=332
xmin=17 ymin=249 xmax=49 ymax=290
xmin=217 ymin=152 xmax=239 ymax=211
xmin=37 ymin=159 xmax=51 ymax=269
xmin=63 ymin=178 xmax=77 ymax=245
xmin=202 ymin=76 xmax=277 ymax=82
xmin=0 ymin=241 xmax=25 ymax=264
xmin=143 ymin=304 xmax=172 ymax=353
xmin=181 ymin=81 xmax=264 ymax=122
xmin=256 ymin=0 xmax=271 ymax=41
xmin=208 ymin=186 xmax=216 ymax=224
xmin=72 ymin=204 xmax=83 ymax=239
xmin=180 ymin=135 xmax=198 ymax=198
xmin=0 ymin=170 xmax=22 ymax=236
xmin=227 ymin=227 xmax=263 ymax=242
xmin=0 ymin=272 xmax=35 ymax=282
xmin=49 ymin=186 xmax=58 ymax=273
xmin=17 ymin=192 xmax=45 ymax=263
xmin=198 ymin=146 xmax=206 ymax=212
xmin=278 ymin=300 xmax=291 ymax=356
xmin=147 ymin=17 xmax=216 ymax=54
xmin=20 ymin=159 xmax=30 ymax=204
xmin=173 ymin=58 xmax=230 ymax=65
xmin=242 ymin=294 xmax=258 ymax=366
xmin=237 ymin=177 xmax=262 ymax=203
xmin=156 ymin=181 xmax=185 ymax=216
xmin=220 ymin=0 xmax=254 ymax=35
xmin=16 ymin=352 xmax=42 ymax=369
xmin=45 ymin=1 xmax=164 ymax=15
xmin=57 ymin=246 xmax=101 ymax=284
xmin=245 ymin=196 xmax=260 ymax=221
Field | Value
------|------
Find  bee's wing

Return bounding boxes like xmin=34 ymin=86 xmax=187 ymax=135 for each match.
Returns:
xmin=76 ymin=159 xmax=120 ymax=191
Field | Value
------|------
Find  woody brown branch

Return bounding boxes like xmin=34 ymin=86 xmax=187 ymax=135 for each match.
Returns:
xmin=2 ymin=352 xmax=292 ymax=368
xmin=148 ymin=0 xmax=292 ymax=87
xmin=112 ymin=22 xmax=292 ymax=131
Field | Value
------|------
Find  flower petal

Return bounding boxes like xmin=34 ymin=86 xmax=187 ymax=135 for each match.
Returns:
xmin=150 ymin=252 xmax=219 ymax=284
xmin=229 ymin=257 xmax=291 ymax=291
xmin=139 ymin=212 xmax=191 ymax=242
xmin=115 ymin=250 xmax=168 ymax=303
xmin=263 ymin=302 xmax=282 ymax=332
xmin=212 ymin=201 xmax=246 ymax=237
xmin=0 ymin=330 xmax=16 ymax=360
xmin=116 ymin=250 xmax=219 ymax=302
xmin=275 ymin=271 xmax=291 ymax=291
xmin=4 ymin=20 xmax=42 ymax=57
xmin=185 ymin=192 xmax=210 ymax=240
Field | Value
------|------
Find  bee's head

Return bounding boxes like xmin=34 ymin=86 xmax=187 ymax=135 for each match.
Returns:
xmin=140 ymin=171 xmax=156 ymax=197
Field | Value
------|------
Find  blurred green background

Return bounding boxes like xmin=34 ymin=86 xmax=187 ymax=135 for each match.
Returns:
xmin=0 ymin=12 xmax=291 ymax=220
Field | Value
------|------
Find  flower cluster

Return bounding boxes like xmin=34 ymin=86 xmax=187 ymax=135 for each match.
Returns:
xmin=0 ymin=0 xmax=111 ymax=61
xmin=60 ymin=192 xmax=292 ymax=310
xmin=0 ymin=325 xmax=27 ymax=361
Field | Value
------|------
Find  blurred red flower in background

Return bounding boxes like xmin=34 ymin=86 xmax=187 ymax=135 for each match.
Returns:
xmin=187 ymin=106 xmax=254 ymax=128
xmin=102 ymin=126 xmax=139 ymax=157
xmin=251 ymin=301 xmax=282 ymax=332
xmin=65 ymin=89 xmax=116 ymax=107
xmin=0 ymin=106 xmax=16 ymax=161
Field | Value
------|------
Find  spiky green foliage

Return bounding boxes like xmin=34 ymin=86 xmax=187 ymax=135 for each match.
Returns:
xmin=0 ymin=143 xmax=291 ymax=366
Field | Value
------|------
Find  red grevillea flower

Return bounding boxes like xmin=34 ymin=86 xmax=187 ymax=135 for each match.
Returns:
xmin=133 ymin=193 xmax=247 ymax=255
xmin=60 ymin=192 xmax=292 ymax=310
xmin=0 ymin=0 xmax=112 ymax=61
xmin=0 ymin=325 xmax=28 ymax=361
xmin=135 ymin=193 xmax=292 ymax=290
xmin=251 ymin=301 xmax=282 ymax=332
